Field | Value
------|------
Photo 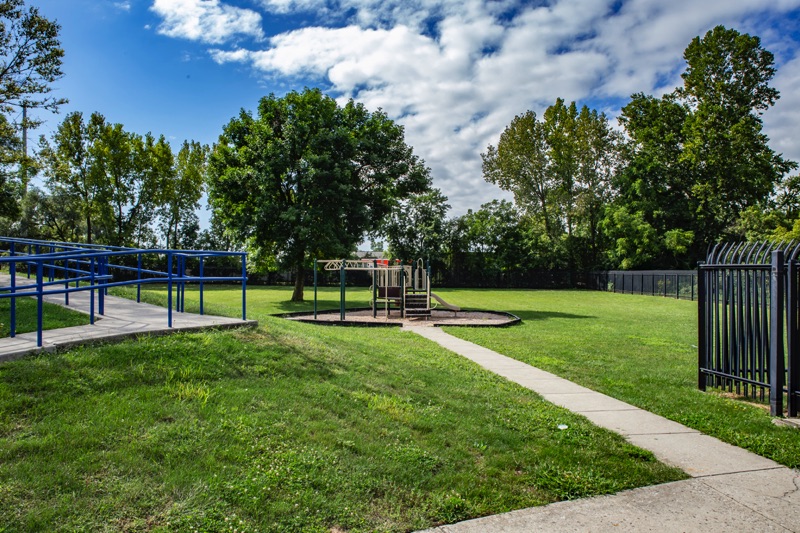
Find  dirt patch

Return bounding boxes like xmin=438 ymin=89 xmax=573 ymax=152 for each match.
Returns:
xmin=283 ymin=308 xmax=520 ymax=328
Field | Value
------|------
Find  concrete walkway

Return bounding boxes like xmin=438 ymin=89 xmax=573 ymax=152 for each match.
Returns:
xmin=410 ymin=327 xmax=800 ymax=533
xmin=0 ymin=275 xmax=257 ymax=362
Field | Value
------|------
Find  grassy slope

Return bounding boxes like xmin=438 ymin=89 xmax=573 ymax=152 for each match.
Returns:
xmin=433 ymin=288 xmax=800 ymax=468
xmin=0 ymin=286 xmax=685 ymax=532
xmin=0 ymin=297 xmax=90 ymax=337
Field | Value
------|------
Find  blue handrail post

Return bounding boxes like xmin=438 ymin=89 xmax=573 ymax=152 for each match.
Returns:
xmin=89 ymin=257 xmax=95 ymax=325
xmin=137 ymin=253 xmax=142 ymax=303
xmin=167 ymin=252 xmax=173 ymax=328
xmin=175 ymin=255 xmax=181 ymax=312
xmin=199 ymin=256 xmax=204 ymax=315
xmin=9 ymin=243 xmax=16 ymax=338
xmin=241 ymin=253 xmax=247 ymax=321
xmin=26 ymin=243 xmax=31 ymax=278
xmin=176 ymin=255 xmax=182 ymax=312
xmin=64 ymin=259 xmax=69 ymax=306
xmin=9 ymin=255 xmax=16 ymax=338
xmin=98 ymin=257 xmax=105 ymax=316
xmin=180 ymin=255 xmax=186 ymax=313
xmin=49 ymin=245 xmax=55 ymax=281
xmin=36 ymin=261 xmax=43 ymax=347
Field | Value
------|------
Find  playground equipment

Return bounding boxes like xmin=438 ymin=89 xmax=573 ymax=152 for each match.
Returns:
xmin=313 ymin=257 xmax=460 ymax=321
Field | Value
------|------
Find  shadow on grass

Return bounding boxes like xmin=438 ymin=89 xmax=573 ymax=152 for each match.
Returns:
xmin=508 ymin=310 xmax=595 ymax=321
xmin=273 ymin=298 xmax=370 ymax=313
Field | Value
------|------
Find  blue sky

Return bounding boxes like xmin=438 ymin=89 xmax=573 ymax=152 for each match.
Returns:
xmin=26 ymin=0 xmax=800 ymax=224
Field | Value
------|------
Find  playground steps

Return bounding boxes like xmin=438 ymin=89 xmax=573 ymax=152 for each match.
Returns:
xmin=404 ymin=293 xmax=431 ymax=318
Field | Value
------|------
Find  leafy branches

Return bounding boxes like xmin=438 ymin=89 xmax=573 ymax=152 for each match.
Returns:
xmin=207 ymin=88 xmax=431 ymax=301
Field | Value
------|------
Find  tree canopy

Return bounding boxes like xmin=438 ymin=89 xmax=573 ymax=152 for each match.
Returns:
xmin=610 ymin=25 xmax=796 ymax=267
xmin=207 ymin=88 xmax=431 ymax=301
xmin=482 ymin=98 xmax=619 ymax=269
xmin=35 ymin=111 xmax=205 ymax=249
xmin=0 ymin=0 xmax=65 ymax=218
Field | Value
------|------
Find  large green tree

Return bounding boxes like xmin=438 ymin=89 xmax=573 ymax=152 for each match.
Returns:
xmin=482 ymin=99 xmax=618 ymax=269
xmin=680 ymin=26 xmax=796 ymax=245
xmin=482 ymin=110 xmax=557 ymax=241
xmin=0 ymin=0 xmax=65 ymax=216
xmin=39 ymin=112 xmax=185 ymax=248
xmin=0 ymin=0 xmax=64 ymax=114
xmin=612 ymin=26 xmax=796 ymax=268
xmin=207 ymin=88 xmax=431 ymax=301
xmin=38 ymin=111 xmax=106 ymax=244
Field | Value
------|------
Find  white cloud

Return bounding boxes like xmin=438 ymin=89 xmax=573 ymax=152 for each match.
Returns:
xmin=764 ymin=54 xmax=800 ymax=170
xmin=164 ymin=0 xmax=800 ymax=214
xmin=114 ymin=1 xmax=132 ymax=11
xmin=151 ymin=0 xmax=264 ymax=45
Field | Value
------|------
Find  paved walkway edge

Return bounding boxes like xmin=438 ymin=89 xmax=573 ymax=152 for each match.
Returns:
xmin=0 ymin=277 xmax=257 ymax=362
xmin=408 ymin=326 xmax=800 ymax=533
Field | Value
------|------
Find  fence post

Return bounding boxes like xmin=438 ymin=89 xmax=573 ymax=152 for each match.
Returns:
xmin=313 ymin=258 xmax=318 ymax=320
xmin=339 ymin=260 xmax=346 ymax=321
xmin=698 ymin=263 xmax=707 ymax=391
xmin=770 ymin=250 xmax=785 ymax=417
xmin=372 ymin=259 xmax=378 ymax=319
xmin=788 ymin=259 xmax=798 ymax=418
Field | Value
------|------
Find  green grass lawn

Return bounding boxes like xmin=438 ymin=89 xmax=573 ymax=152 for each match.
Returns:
xmin=431 ymin=288 xmax=800 ymax=468
xmin=0 ymin=285 xmax=688 ymax=532
xmin=0 ymin=297 xmax=91 ymax=337
xmin=113 ymin=284 xmax=800 ymax=468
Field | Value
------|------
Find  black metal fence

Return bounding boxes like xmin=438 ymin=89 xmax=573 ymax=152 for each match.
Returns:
xmin=698 ymin=242 xmax=800 ymax=417
xmin=594 ymin=270 xmax=697 ymax=300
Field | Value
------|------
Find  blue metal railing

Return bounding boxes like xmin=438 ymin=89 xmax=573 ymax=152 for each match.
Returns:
xmin=0 ymin=237 xmax=248 ymax=347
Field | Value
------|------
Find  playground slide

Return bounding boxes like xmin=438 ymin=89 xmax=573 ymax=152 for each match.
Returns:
xmin=430 ymin=292 xmax=461 ymax=312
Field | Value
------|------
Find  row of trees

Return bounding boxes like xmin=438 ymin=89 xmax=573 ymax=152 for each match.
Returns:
xmin=381 ymin=26 xmax=798 ymax=276
xmin=2 ymin=112 xmax=207 ymax=250
xmin=1 ymin=1 xmax=796 ymax=299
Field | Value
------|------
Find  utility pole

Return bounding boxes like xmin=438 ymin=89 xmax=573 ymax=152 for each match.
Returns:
xmin=20 ymin=101 xmax=28 ymax=194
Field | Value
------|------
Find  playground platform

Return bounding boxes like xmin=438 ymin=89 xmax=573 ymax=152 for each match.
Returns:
xmin=0 ymin=274 xmax=257 ymax=363
xmin=412 ymin=327 xmax=800 ymax=533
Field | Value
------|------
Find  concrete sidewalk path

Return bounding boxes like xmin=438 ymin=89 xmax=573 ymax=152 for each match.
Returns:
xmin=410 ymin=326 xmax=800 ymax=533
xmin=0 ymin=275 xmax=257 ymax=363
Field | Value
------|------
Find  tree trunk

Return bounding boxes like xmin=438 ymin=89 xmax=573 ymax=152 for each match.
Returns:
xmin=292 ymin=265 xmax=305 ymax=302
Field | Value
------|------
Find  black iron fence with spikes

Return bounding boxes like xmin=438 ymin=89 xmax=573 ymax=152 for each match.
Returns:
xmin=698 ymin=241 xmax=800 ymax=417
